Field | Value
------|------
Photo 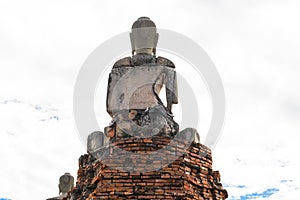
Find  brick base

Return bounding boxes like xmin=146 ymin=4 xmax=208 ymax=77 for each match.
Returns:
xmin=70 ymin=136 xmax=228 ymax=199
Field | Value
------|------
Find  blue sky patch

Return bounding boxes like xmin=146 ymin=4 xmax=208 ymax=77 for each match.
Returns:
xmin=239 ymin=188 xmax=279 ymax=199
xmin=228 ymin=188 xmax=279 ymax=200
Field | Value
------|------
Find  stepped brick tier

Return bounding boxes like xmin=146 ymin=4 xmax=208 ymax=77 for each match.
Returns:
xmin=69 ymin=135 xmax=228 ymax=199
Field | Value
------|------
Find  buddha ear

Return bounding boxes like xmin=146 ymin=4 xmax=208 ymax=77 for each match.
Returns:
xmin=153 ymin=33 xmax=159 ymax=55
xmin=154 ymin=33 xmax=159 ymax=46
xmin=130 ymin=32 xmax=135 ymax=55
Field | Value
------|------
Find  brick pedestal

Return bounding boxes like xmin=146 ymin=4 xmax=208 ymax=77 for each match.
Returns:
xmin=70 ymin=136 xmax=228 ymax=199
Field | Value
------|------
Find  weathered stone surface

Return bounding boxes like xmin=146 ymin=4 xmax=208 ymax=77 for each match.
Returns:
xmin=87 ymin=131 xmax=105 ymax=153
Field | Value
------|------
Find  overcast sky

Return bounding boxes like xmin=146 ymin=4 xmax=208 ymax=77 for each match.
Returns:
xmin=1 ymin=0 xmax=300 ymax=199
